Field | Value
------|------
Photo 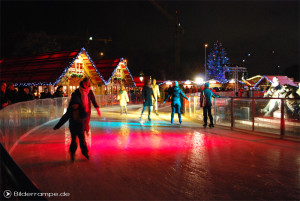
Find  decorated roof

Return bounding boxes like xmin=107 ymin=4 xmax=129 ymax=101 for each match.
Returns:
xmin=0 ymin=48 xmax=105 ymax=86
xmin=264 ymin=75 xmax=296 ymax=86
xmin=247 ymin=75 xmax=297 ymax=87
xmin=93 ymin=58 xmax=135 ymax=86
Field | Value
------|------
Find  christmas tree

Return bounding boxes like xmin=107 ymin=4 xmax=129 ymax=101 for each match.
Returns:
xmin=207 ymin=41 xmax=229 ymax=82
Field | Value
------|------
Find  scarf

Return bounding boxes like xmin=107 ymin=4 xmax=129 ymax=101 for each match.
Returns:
xmin=79 ymin=86 xmax=90 ymax=112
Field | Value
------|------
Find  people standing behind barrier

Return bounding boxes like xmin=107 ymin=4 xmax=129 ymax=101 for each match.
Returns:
xmin=32 ymin=86 xmax=39 ymax=99
xmin=74 ymin=78 xmax=101 ymax=133
xmin=0 ymin=81 xmax=8 ymax=110
xmin=5 ymin=82 xmax=18 ymax=104
xmin=238 ymin=88 xmax=243 ymax=97
xmin=117 ymin=85 xmax=129 ymax=115
xmin=163 ymin=81 xmax=189 ymax=124
xmin=53 ymin=86 xmax=64 ymax=98
xmin=40 ymin=87 xmax=53 ymax=99
xmin=17 ymin=86 xmax=34 ymax=102
xmin=152 ymin=78 xmax=160 ymax=115
xmin=192 ymin=86 xmax=197 ymax=93
xmin=200 ymin=82 xmax=219 ymax=128
xmin=185 ymin=86 xmax=190 ymax=94
xmin=140 ymin=79 xmax=155 ymax=121
xmin=54 ymin=95 xmax=89 ymax=162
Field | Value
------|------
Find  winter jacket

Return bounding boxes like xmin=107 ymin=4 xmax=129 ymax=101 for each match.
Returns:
xmin=40 ymin=92 xmax=53 ymax=99
xmin=0 ymin=91 xmax=8 ymax=110
xmin=53 ymin=90 xmax=64 ymax=98
xmin=117 ymin=90 xmax=129 ymax=106
xmin=5 ymin=89 xmax=18 ymax=104
xmin=72 ymin=88 xmax=99 ymax=115
xmin=142 ymin=85 xmax=155 ymax=106
xmin=54 ymin=95 xmax=88 ymax=133
xmin=165 ymin=86 xmax=188 ymax=105
xmin=200 ymin=88 xmax=219 ymax=107
xmin=152 ymin=84 xmax=160 ymax=100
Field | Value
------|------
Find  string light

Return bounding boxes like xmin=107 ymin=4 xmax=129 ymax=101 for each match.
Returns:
xmin=10 ymin=48 xmax=136 ymax=88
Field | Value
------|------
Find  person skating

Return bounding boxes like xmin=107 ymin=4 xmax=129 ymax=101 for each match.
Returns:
xmin=140 ymin=79 xmax=155 ymax=121
xmin=74 ymin=78 xmax=101 ymax=133
xmin=53 ymin=95 xmax=89 ymax=162
xmin=117 ymin=85 xmax=129 ymax=115
xmin=163 ymin=81 xmax=189 ymax=124
xmin=200 ymin=82 xmax=219 ymax=128
xmin=152 ymin=78 xmax=160 ymax=115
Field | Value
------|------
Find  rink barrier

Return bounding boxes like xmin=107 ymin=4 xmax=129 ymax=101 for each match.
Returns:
xmin=184 ymin=96 xmax=300 ymax=139
xmin=0 ymin=94 xmax=143 ymax=152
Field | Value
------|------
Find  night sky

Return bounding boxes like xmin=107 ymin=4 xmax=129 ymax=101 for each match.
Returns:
xmin=1 ymin=0 xmax=299 ymax=81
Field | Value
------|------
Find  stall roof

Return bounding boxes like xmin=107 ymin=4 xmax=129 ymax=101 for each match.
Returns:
xmin=0 ymin=48 xmax=104 ymax=86
xmin=244 ymin=75 xmax=296 ymax=87
xmin=93 ymin=58 xmax=135 ymax=86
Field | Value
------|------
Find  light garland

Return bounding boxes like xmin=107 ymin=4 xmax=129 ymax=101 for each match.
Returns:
xmin=11 ymin=48 xmax=136 ymax=88
xmin=103 ymin=58 xmax=136 ymax=87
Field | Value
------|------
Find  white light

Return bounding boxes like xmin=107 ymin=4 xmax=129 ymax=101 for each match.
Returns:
xmin=209 ymin=80 xmax=216 ymax=84
xmin=185 ymin=80 xmax=192 ymax=85
xmin=243 ymin=59 xmax=245 ymax=62
xmin=248 ymin=53 xmax=251 ymax=56
xmin=195 ymin=77 xmax=204 ymax=85
xmin=229 ymin=79 xmax=235 ymax=83
xmin=166 ymin=81 xmax=172 ymax=85
xmin=139 ymin=77 xmax=144 ymax=82
xmin=89 ymin=37 xmax=93 ymax=40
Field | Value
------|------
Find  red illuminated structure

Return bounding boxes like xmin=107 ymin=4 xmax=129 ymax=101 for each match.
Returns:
xmin=0 ymin=48 xmax=135 ymax=96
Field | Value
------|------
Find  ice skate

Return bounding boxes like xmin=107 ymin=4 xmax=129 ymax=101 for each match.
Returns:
xmin=82 ymin=153 xmax=89 ymax=160
xmin=70 ymin=152 xmax=75 ymax=162
xmin=209 ymin=123 xmax=214 ymax=128
xmin=203 ymin=123 xmax=207 ymax=128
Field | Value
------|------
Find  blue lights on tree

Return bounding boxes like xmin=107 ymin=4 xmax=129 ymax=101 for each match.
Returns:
xmin=207 ymin=41 xmax=229 ymax=82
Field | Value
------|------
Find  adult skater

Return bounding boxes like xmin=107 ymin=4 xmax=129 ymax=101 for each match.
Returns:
xmin=73 ymin=78 xmax=101 ymax=133
xmin=54 ymin=95 xmax=89 ymax=162
xmin=200 ymin=82 xmax=219 ymax=128
xmin=163 ymin=81 xmax=189 ymax=124
xmin=140 ymin=79 xmax=155 ymax=121
xmin=152 ymin=78 xmax=160 ymax=115
xmin=117 ymin=85 xmax=129 ymax=115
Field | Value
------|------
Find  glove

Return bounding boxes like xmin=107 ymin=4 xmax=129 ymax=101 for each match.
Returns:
xmin=96 ymin=108 xmax=101 ymax=117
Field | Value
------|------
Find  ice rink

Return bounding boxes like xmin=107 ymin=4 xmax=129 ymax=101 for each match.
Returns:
xmin=9 ymin=105 xmax=300 ymax=200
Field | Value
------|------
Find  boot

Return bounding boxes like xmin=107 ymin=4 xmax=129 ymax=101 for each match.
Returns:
xmin=171 ymin=118 xmax=174 ymax=124
xmin=70 ymin=152 xmax=75 ymax=162
xmin=148 ymin=115 xmax=151 ymax=121
xmin=203 ymin=123 xmax=207 ymax=128
xmin=82 ymin=152 xmax=89 ymax=160
xmin=209 ymin=123 xmax=214 ymax=128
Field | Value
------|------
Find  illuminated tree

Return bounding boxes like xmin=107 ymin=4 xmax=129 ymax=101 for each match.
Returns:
xmin=207 ymin=41 xmax=229 ymax=81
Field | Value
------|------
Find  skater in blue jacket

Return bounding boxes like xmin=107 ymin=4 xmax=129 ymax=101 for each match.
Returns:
xmin=200 ymin=82 xmax=219 ymax=128
xmin=163 ymin=81 xmax=189 ymax=124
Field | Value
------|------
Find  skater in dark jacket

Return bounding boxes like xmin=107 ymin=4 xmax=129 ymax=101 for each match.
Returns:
xmin=200 ymin=82 xmax=219 ymax=128
xmin=140 ymin=79 xmax=155 ymax=121
xmin=53 ymin=95 xmax=89 ymax=162
xmin=163 ymin=81 xmax=189 ymax=124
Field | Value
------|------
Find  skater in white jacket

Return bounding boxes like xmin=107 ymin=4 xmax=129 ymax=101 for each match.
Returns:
xmin=117 ymin=85 xmax=129 ymax=115
xmin=152 ymin=78 xmax=160 ymax=115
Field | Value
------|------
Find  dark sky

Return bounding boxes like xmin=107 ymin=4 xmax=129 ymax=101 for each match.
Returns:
xmin=1 ymin=0 xmax=299 ymax=80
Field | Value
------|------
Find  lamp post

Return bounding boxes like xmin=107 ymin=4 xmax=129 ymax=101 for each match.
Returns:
xmin=205 ymin=44 xmax=208 ymax=81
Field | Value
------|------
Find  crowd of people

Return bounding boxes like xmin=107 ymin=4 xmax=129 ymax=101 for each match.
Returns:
xmin=0 ymin=81 xmax=65 ymax=110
